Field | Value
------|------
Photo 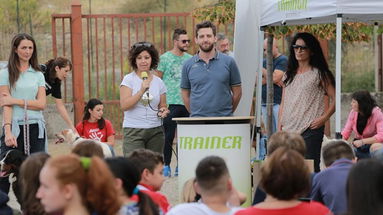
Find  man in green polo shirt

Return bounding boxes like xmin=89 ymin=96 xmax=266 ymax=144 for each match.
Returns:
xmin=157 ymin=28 xmax=192 ymax=177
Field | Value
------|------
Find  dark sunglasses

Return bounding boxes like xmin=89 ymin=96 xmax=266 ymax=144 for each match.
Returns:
xmin=178 ymin=39 xmax=191 ymax=44
xmin=132 ymin=42 xmax=153 ymax=49
xmin=292 ymin=44 xmax=308 ymax=51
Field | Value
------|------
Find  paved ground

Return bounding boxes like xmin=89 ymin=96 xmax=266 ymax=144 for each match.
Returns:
xmin=8 ymin=139 xmax=180 ymax=213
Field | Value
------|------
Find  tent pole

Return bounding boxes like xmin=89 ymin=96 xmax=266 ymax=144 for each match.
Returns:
xmin=254 ymin=29 xmax=265 ymax=160
xmin=335 ymin=14 xmax=342 ymax=138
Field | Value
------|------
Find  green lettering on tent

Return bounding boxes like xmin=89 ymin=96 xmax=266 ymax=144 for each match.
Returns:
xmin=233 ymin=136 xmax=242 ymax=149
xmin=211 ymin=136 xmax=221 ymax=149
xmin=278 ymin=0 xmax=308 ymax=11
xmin=222 ymin=136 xmax=232 ymax=149
xmin=183 ymin=137 xmax=193 ymax=150
xmin=204 ymin=136 xmax=211 ymax=149
xmin=194 ymin=137 xmax=204 ymax=149
xmin=179 ymin=137 xmax=185 ymax=149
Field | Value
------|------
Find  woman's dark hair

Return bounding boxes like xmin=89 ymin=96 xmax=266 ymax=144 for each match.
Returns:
xmin=19 ymin=152 xmax=50 ymax=215
xmin=347 ymin=159 xmax=383 ymax=215
xmin=83 ymin=98 xmax=105 ymax=130
xmin=8 ymin=33 xmax=40 ymax=89
xmin=284 ymin=32 xmax=335 ymax=93
xmin=128 ymin=42 xmax=159 ymax=71
xmin=44 ymin=57 xmax=72 ymax=82
xmin=352 ymin=90 xmax=377 ymax=134
xmin=106 ymin=157 xmax=159 ymax=215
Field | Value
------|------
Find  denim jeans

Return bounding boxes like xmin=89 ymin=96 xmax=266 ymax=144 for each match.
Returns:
xmin=353 ymin=142 xmax=371 ymax=160
xmin=259 ymin=135 xmax=267 ymax=160
xmin=261 ymin=104 xmax=280 ymax=135
xmin=371 ymin=146 xmax=383 ymax=161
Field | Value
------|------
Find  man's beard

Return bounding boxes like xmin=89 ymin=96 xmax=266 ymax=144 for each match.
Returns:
xmin=199 ymin=43 xmax=214 ymax=53
xmin=222 ymin=49 xmax=229 ymax=54
xmin=177 ymin=45 xmax=188 ymax=52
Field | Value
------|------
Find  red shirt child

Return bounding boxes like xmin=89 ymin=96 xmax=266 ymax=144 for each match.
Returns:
xmin=76 ymin=119 xmax=115 ymax=143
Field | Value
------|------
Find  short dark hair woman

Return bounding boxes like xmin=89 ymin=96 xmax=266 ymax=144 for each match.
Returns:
xmin=120 ymin=42 xmax=169 ymax=156
xmin=342 ymin=90 xmax=383 ymax=159
xmin=278 ymin=32 xmax=336 ymax=172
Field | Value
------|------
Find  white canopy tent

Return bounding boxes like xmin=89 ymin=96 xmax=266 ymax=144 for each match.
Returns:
xmin=233 ymin=0 xmax=383 ymax=159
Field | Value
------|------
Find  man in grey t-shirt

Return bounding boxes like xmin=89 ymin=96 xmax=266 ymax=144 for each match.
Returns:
xmin=181 ymin=21 xmax=242 ymax=117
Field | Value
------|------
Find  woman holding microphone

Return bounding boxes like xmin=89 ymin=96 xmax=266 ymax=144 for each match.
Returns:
xmin=120 ymin=42 xmax=169 ymax=156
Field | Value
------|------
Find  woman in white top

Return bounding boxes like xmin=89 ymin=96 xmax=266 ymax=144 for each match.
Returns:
xmin=120 ymin=42 xmax=169 ymax=156
xmin=279 ymin=32 xmax=335 ymax=172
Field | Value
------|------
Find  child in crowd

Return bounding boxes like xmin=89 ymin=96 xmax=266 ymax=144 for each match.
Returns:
xmin=181 ymin=177 xmax=246 ymax=206
xmin=236 ymin=148 xmax=330 ymax=215
xmin=253 ymin=131 xmax=306 ymax=205
xmin=76 ymin=98 xmax=115 ymax=154
xmin=128 ymin=149 xmax=170 ymax=213
xmin=71 ymin=140 xmax=104 ymax=158
xmin=36 ymin=154 xmax=121 ymax=215
xmin=311 ymin=140 xmax=355 ymax=215
xmin=168 ymin=156 xmax=242 ymax=215
xmin=347 ymin=159 xmax=383 ymax=215
xmin=106 ymin=157 xmax=160 ymax=215
xmin=19 ymin=152 xmax=50 ymax=215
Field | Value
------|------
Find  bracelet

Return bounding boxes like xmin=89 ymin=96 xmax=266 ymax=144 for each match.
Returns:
xmin=361 ymin=139 xmax=365 ymax=145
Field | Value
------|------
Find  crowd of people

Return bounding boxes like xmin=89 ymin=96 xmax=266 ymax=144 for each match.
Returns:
xmin=0 ymin=19 xmax=383 ymax=215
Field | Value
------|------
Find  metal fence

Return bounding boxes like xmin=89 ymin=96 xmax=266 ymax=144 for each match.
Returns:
xmin=51 ymin=2 xmax=234 ymax=137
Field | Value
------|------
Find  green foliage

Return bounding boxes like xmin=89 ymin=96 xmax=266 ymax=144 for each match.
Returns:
xmin=192 ymin=0 xmax=235 ymax=24
xmin=120 ymin=0 xmax=218 ymax=14
xmin=266 ymin=23 xmax=374 ymax=42
xmin=191 ymin=0 xmax=378 ymax=43
xmin=342 ymin=69 xmax=374 ymax=92
xmin=0 ymin=0 xmax=50 ymax=34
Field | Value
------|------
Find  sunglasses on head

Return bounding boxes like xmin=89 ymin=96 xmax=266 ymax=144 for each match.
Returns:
xmin=178 ymin=39 xmax=191 ymax=44
xmin=292 ymin=44 xmax=308 ymax=50
xmin=132 ymin=42 xmax=152 ymax=49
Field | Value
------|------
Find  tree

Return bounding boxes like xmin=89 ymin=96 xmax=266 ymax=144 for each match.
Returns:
xmin=192 ymin=0 xmax=234 ymax=24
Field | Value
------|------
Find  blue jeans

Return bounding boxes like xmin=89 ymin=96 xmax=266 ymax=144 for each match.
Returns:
xmin=371 ymin=147 xmax=383 ymax=161
xmin=261 ymin=104 xmax=279 ymax=134
xmin=259 ymin=135 xmax=267 ymax=160
xmin=354 ymin=143 xmax=371 ymax=159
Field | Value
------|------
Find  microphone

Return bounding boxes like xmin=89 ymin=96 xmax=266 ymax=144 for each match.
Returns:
xmin=140 ymin=72 xmax=151 ymax=105
xmin=141 ymin=71 xmax=148 ymax=80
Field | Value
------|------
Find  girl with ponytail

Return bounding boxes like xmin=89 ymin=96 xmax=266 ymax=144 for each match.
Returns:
xmin=42 ymin=57 xmax=76 ymax=132
xmin=36 ymin=154 xmax=121 ymax=215
xmin=106 ymin=157 xmax=160 ymax=215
